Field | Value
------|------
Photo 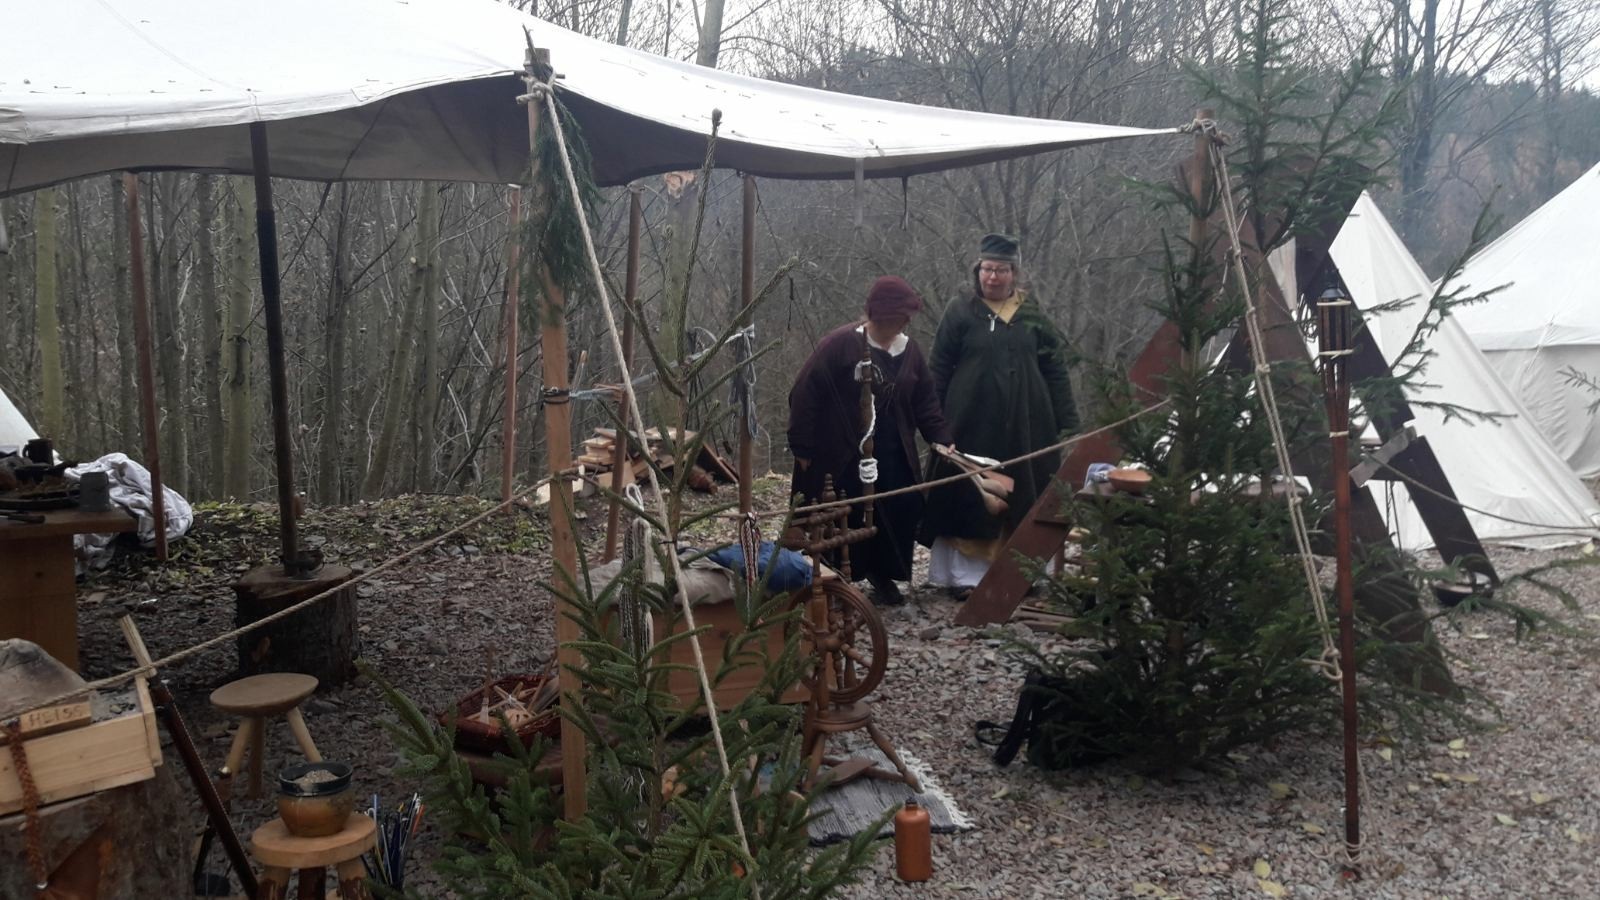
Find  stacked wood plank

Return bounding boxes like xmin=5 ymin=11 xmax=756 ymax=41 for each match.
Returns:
xmin=571 ymin=427 xmax=737 ymax=492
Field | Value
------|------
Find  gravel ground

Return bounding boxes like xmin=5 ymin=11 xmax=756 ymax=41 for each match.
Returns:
xmin=70 ymin=488 xmax=1600 ymax=898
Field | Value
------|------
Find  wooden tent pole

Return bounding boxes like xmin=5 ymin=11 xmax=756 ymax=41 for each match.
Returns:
xmin=247 ymin=123 xmax=304 ymax=575
xmin=602 ymin=188 xmax=642 ymax=562
xmin=737 ymin=175 xmax=756 ymax=516
xmin=122 ymin=174 xmax=168 ymax=562
xmin=501 ymin=188 xmax=523 ymax=503
xmin=524 ymin=45 xmax=587 ymax=820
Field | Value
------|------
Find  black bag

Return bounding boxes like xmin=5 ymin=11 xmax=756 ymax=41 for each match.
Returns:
xmin=975 ymin=668 xmax=1111 ymax=769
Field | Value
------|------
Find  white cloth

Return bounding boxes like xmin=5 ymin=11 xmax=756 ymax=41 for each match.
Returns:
xmin=67 ymin=452 xmax=192 ymax=562
xmin=927 ymin=537 xmax=992 ymax=590
xmin=0 ymin=0 xmax=1172 ymax=195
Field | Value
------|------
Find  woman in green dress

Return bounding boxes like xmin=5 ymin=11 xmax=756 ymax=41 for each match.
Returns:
xmin=919 ymin=233 xmax=1078 ymax=598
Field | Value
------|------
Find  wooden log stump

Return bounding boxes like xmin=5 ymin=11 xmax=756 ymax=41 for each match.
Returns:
xmin=0 ymin=756 xmax=189 ymax=898
xmin=233 ymin=564 xmax=357 ymax=687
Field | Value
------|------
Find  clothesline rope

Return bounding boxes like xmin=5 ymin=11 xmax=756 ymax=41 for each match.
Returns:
xmin=0 ymin=476 xmax=556 ymax=723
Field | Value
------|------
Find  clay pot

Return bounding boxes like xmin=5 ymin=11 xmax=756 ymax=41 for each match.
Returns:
xmin=277 ymin=761 xmax=355 ymax=837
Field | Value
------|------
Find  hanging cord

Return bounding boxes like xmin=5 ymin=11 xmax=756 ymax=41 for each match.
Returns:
xmin=538 ymin=88 xmax=761 ymax=887
xmin=4 ymin=719 xmax=51 ymax=893
xmin=854 ymin=357 xmax=880 ymax=485
xmin=730 ymin=325 xmax=758 ymax=439
xmin=1207 ymin=142 xmax=1343 ymax=683
xmin=738 ymin=512 xmax=761 ymax=590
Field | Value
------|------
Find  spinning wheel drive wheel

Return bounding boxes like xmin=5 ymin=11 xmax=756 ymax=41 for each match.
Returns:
xmin=804 ymin=579 xmax=888 ymax=705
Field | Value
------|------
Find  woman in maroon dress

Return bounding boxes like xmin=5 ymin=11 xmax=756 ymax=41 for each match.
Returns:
xmin=787 ymin=276 xmax=952 ymax=605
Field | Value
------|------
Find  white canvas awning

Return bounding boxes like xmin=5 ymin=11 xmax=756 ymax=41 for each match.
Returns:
xmin=0 ymin=0 xmax=1174 ymax=194
xmin=1330 ymin=193 xmax=1600 ymax=549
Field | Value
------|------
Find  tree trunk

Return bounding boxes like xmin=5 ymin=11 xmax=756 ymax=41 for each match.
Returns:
xmin=318 ymin=184 xmax=354 ymax=504
xmin=1397 ymin=0 xmax=1440 ymax=240
xmin=111 ymin=176 xmax=136 ymax=449
xmin=35 ymin=186 xmax=65 ymax=443
xmin=361 ymin=184 xmax=430 ymax=499
xmin=149 ymin=174 xmax=188 ymax=496
xmin=414 ymin=185 xmax=442 ymax=492
xmin=197 ymin=175 xmax=224 ymax=500
xmin=223 ymin=177 xmax=255 ymax=500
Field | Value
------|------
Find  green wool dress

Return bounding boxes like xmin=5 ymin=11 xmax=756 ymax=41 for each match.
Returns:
xmin=919 ymin=291 xmax=1078 ymax=543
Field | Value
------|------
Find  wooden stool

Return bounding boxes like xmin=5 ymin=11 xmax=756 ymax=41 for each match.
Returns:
xmin=210 ymin=673 xmax=322 ymax=799
xmin=250 ymin=814 xmax=374 ymax=899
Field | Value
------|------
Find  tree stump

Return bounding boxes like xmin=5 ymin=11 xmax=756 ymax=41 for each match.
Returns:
xmin=233 ymin=564 xmax=357 ymax=687
xmin=0 ymin=757 xmax=189 ymax=898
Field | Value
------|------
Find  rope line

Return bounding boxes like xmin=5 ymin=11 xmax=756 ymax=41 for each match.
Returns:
xmin=1207 ymin=143 xmax=1344 ymax=684
xmin=539 ymin=87 xmax=760 ymax=885
xmin=1373 ymin=458 xmax=1600 ymax=536
xmin=0 ymin=477 xmax=554 ymax=723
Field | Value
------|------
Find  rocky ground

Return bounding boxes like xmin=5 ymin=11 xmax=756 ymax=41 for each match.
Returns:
xmin=70 ymin=480 xmax=1600 ymax=898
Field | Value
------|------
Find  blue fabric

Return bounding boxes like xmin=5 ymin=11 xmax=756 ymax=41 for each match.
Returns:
xmin=704 ymin=541 xmax=813 ymax=592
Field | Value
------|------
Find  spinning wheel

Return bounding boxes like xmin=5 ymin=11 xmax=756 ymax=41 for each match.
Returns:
xmin=803 ymin=579 xmax=887 ymax=705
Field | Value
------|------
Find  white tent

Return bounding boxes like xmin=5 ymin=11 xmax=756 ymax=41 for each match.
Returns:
xmin=0 ymin=0 xmax=1171 ymax=195
xmin=1330 ymin=192 xmax=1600 ymax=549
xmin=1447 ymin=162 xmax=1600 ymax=477
xmin=0 ymin=387 xmax=38 ymax=452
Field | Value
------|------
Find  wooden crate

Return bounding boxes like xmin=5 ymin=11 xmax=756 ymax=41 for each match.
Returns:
xmin=0 ymin=677 xmax=162 ymax=815
xmin=654 ymin=596 xmax=810 ymax=712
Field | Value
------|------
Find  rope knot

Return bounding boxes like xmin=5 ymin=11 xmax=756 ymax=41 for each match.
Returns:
xmin=541 ymin=387 xmax=571 ymax=406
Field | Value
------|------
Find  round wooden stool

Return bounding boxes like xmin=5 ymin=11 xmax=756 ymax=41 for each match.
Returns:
xmin=210 ymin=673 xmax=322 ymax=798
xmin=250 ymin=814 xmax=375 ymax=899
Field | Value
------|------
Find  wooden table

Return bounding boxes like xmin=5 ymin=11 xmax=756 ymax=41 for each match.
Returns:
xmin=0 ymin=508 xmax=136 ymax=669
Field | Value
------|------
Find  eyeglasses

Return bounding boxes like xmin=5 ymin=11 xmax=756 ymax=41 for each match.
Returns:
xmin=978 ymin=265 xmax=1013 ymax=276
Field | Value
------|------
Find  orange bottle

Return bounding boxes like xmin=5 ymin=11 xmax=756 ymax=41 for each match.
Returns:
xmin=894 ymin=799 xmax=932 ymax=882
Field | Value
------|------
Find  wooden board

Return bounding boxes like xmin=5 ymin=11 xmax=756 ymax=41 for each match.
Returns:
xmin=0 ymin=677 xmax=161 ymax=816
xmin=0 ymin=699 xmax=91 ymax=744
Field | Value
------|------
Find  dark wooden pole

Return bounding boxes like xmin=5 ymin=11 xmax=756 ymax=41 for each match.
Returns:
xmin=122 ymin=174 xmax=168 ymax=562
xmin=1319 ymin=283 xmax=1361 ymax=874
xmin=247 ymin=123 xmax=303 ymax=575
xmin=524 ymin=45 xmax=587 ymax=820
xmin=501 ymin=188 xmax=523 ymax=503
xmin=602 ymin=188 xmax=642 ymax=562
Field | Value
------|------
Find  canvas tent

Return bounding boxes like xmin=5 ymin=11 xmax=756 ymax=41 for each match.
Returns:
xmin=0 ymin=0 xmax=1171 ymax=196
xmin=1446 ymin=162 xmax=1600 ymax=478
xmin=0 ymin=387 xmax=38 ymax=451
xmin=1329 ymin=192 xmax=1600 ymax=549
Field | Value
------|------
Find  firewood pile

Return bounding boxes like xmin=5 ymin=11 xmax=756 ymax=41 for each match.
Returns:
xmin=562 ymin=427 xmax=737 ymax=498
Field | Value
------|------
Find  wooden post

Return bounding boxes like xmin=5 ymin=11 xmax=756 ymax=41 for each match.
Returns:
xmin=1317 ymin=285 xmax=1362 ymax=873
xmin=248 ymin=123 xmax=304 ymax=575
xmin=122 ymin=174 xmax=168 ymax=562
xmin=736 ymin=175 xmax=756 ymax=516
xmin=501 ymin=188 xmax=523 ymax=503
xmin=524 ymin=45 xmax=587 ymax=820
xmin=603 ymin=188 xmax=642 ymax=562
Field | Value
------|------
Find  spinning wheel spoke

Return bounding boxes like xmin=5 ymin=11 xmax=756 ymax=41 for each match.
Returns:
xmin=803 ymin=580 xmax=887 ymax=704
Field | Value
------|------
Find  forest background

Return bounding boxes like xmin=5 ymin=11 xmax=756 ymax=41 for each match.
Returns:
xmin=2 ymin=0 xmax=1596 ymax=506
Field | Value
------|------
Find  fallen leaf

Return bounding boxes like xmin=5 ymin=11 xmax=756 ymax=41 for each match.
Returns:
xmin=1127 ymin=774 xmax=1146 ymax=792
xmin=1253 ymin=859 xmax=1272 ymax=879
xmin=1447 ymin=738 xmax=1466 ymax=750
xmin=1196 ymin=843 xmax=1215 ymax=856
xmin=1430 ymin=772 xmax=1453 ymax=782
xmin=1268 ymin=782 xmax=1293 ymax=800
xmin=1089 ymin=835 xmax=1108 ymax=849
xmin=1258 ymin=879 xmax=1287 ymax=897
xmin=1450 ymin=750 xmax=1471 ymax=760
xmin=1301 ymin=822 xmax=1325 ymax=835
xmin=1566 ymin=826 xmax=1588 ymax=843
xmin=1131 ymin=883 xmax=1164 ymax=897
xmin=1377 ymin=747 xmax=1393 ymax=762
xmin=990 ymin=786 xmax=1010 ymax=801
xmin=1494 ymin=813 xmax=1518 ymax=826
xmin=1531 ymin=792 xmax=1553 ymax=805
xmin=1406 ymin=783 xmax=1422 ymax=793
xmin=1454 ymin=773 xmax=1481 ymax=784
